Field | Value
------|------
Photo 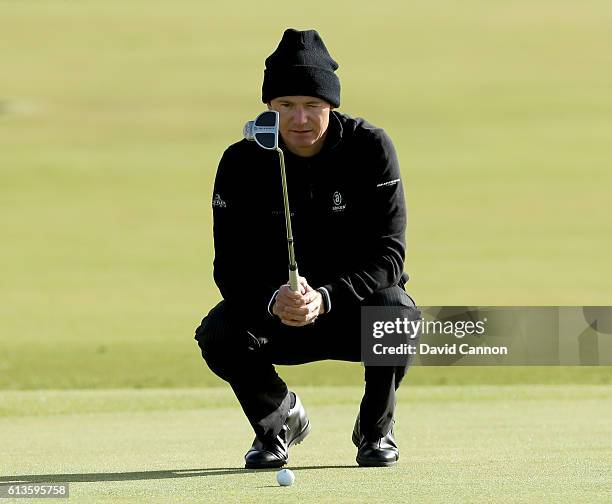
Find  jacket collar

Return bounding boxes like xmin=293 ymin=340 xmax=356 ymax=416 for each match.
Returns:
xmin=323 ymin=110 xmax=343 ymax=152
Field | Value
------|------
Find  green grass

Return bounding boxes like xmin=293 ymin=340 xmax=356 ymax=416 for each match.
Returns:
xmin=2 ymin=386 xmax=612 ymax=503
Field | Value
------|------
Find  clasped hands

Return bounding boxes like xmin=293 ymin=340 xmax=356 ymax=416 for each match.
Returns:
xmin=272 ymin=276 xmax=325 ymax=326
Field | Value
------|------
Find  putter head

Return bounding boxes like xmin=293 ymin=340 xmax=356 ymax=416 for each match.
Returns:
xmin=243 ymin=110 xmax=279 ymax=150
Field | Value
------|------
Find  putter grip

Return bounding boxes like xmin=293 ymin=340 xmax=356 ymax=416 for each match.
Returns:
xmin=289 ymin=266 xmax=299 ymax=292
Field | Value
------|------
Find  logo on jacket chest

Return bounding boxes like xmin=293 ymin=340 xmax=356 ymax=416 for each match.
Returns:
xmin=332 ymin=191 xmax=346 ymax=212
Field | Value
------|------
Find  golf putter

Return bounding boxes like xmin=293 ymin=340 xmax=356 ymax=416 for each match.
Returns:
xmin=243 ymin=110 xmax=299 ymax=292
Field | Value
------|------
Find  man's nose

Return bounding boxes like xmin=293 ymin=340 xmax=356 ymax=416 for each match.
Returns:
xmin=293 ymin=107 xmax=308 ymax=124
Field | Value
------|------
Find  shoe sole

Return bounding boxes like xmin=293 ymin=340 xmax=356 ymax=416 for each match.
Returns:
xmin=245 ymin=458 xmax=286 ymax=469
xmin=288 ymin=419 xmax=311 ymax=448
xmin=244 ymin=420 xmax=311 ymax=470
xmin=356 ymin=455 xmax=398 ymax=467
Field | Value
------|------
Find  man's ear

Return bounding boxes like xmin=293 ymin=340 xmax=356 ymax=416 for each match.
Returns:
xmin=266 ymin=102 xmax=272 ymax=110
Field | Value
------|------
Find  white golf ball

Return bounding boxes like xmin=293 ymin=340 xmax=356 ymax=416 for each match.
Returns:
xmin=276 ymin=468 xmax=295 ymax=486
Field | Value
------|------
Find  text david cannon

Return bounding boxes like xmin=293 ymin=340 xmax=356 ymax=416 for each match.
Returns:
xmin=372 ymin=343 xmax=508 ymax=355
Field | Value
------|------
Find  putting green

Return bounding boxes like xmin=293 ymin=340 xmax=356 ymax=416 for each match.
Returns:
xmin=2 ymin=385 xmax=611 ymax=503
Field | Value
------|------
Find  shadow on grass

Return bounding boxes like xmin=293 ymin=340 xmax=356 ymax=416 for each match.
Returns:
xmin=0 ymin=465 xmax=362 ymax=484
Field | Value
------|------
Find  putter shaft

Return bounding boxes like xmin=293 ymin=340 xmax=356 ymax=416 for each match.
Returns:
xmin=276 ymin=147 xmax=299 ymax=291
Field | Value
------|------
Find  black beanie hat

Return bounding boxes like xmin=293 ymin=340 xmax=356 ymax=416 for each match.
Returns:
xmin=262 ymin=29 xmax=340 ymax=108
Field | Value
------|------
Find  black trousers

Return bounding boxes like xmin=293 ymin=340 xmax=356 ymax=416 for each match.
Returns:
xmin=194 ymin=286 xmax=419 ymax=442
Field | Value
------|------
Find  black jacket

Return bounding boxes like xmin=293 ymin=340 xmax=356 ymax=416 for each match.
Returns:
xmin=211 ymin=111 xmax=408 ymax=319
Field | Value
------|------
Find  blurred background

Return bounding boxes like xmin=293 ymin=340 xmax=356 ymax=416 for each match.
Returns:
xmin=2 ymin=0 xmax=611 ymax=389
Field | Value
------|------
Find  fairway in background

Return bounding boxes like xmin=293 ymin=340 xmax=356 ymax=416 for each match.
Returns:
xmin=1 ymin=0 xmax=611 ymax=389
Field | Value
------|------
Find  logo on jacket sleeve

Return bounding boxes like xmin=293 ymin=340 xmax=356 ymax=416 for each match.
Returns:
xmin=332 ymin=191 xmax=346 ymax=212
xmin=212 ymin=193 xmax=227 ymax=208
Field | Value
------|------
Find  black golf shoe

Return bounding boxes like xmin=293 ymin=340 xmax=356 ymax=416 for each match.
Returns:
xmin=244 ymin=392 xmax=311 ymax=469
xmin=352 ymin=414 xmax=399 ymax=467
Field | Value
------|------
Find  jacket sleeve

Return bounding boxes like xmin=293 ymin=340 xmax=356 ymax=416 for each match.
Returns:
xmin=320 ymin=129 xmax=407 ymax=311
xmin=211 ymin=148 xmax=279 ymax=319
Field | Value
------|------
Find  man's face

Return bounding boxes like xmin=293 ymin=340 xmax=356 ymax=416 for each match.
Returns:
xmin=268 ymin=96 xmax=332 ymax=157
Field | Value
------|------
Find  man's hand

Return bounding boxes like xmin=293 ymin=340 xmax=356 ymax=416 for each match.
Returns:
xmin=272 ymin=276 xmax=325 ymax=326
